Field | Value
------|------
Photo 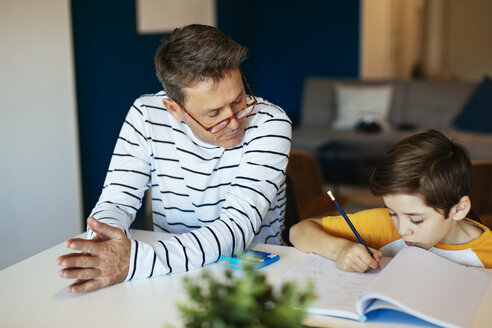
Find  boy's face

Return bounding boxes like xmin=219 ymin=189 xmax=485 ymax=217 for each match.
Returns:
xmin=383 ymin=194 xmax=458 ymax=250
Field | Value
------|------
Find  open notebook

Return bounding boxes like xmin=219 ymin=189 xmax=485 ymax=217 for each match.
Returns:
xmin=281 ymin=247 xmax=491 ymax=328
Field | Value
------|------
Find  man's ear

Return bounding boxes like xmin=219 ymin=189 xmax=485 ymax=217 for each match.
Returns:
xmin=163 ymin=98 xmax=184 ymax=122
xmin=449 ymin=195 xmax=471 ymax=221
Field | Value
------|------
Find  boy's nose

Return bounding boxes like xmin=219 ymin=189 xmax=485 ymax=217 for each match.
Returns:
xmin=398 ymin=220 xmax=413 ymax=236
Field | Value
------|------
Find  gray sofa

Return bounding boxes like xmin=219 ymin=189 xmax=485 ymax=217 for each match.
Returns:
xmin=292 ymin=78 xmax=492 ymax=183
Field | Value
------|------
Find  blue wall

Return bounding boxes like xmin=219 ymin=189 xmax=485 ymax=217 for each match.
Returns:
xmin=71 ymin=0 xmax=360 ymax=219
xmin=218 ymin=0 xmax=360 ymax=116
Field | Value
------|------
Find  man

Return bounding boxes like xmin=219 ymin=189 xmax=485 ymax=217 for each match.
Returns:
xmin=57 ymin=24 xmax=292 ymax=293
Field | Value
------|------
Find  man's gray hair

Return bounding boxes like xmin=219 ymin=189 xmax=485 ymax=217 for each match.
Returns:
xmin=154 ymin=24 xmax=247 ymax=105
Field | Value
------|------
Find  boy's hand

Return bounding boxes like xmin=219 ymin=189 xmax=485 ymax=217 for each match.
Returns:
xmin=335 ymin=242 xmax=382 ymax=273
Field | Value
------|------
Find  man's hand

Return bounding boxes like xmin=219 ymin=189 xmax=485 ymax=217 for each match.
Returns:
xmin=56 ymin=217 xmax=131 ymax=293
xmin=335 ymin=242 xmax=382 ymax=273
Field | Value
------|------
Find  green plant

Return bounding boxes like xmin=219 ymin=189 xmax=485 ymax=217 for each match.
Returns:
xmin=171 ymin=255 xmax=315 ymax=328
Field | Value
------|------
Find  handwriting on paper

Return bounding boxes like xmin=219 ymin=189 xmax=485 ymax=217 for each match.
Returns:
xmin=281 ymin=254 xmax=379 ymax=313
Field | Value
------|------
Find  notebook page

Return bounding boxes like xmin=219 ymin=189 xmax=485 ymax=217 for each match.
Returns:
xmin=356 ymin=247 xmax=491 ymax=328
xmin=280 ymin=253 xmax=379 ymax=321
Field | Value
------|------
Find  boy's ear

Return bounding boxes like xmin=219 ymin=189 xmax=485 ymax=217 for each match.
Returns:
xmin=449 ymin=195 xmax=471 ymax=221
xmin=163 ymin=98 xmax=184 ymax=122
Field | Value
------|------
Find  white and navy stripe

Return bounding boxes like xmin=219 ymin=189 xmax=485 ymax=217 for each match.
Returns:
xmin=89 ymin=91 xmax=291 ymax=280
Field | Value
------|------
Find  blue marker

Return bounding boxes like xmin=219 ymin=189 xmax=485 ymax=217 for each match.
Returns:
xmin=220 ymin=250 xmax=279 ymax=270
xmin=327 ymin=190 xmax=373 ymax=256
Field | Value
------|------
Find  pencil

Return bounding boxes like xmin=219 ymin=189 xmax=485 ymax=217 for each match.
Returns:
xmin=327 ymin=190 xmax=373 ymax=256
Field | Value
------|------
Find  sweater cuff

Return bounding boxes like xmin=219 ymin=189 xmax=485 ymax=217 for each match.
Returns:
xmin=124 ymin=239 xmax=158 ymax=281
xmin=125 ymin=239 xmax=138 ymax=281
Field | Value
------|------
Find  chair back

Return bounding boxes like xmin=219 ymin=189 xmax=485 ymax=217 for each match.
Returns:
xmin=471 ymin=160 xmax=492 ymax=227
xmin=282 ymin=174 xmax=300 ymax=246
xmin=286 ymin=149 xmax=324 ymax=203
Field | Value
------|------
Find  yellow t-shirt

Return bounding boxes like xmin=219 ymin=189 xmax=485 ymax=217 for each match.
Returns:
xmin=321 ymin=208 xmax=492 ymax=268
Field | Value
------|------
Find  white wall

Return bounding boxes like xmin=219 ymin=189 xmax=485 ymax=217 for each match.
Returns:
xmin=392 ymin=0 xmax=425 ymax=79
xmin=444 ymin=0 xmax=492 ymax=80
xmin=136 ymin=0 xmax=215 ymax=33
xmin=0 ymin=0 xmax=82 ymax=269
xmin=360 ymin=0 xmax=393 ymax=79
xmin=362 ymin=0 xmax=492 ymax=81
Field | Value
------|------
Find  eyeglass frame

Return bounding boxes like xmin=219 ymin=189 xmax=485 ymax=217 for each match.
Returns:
xmin=173 ymin=73 xmax=257 ymax=134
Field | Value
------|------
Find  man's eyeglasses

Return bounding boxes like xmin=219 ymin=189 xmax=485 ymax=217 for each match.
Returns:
xmin=174 ymin=75 xmax=257 ymax=134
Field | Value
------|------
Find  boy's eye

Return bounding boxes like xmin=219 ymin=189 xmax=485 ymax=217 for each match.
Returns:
xmin=388 ymin=212 xmax=397 ymax=217
xmin=411 ymin=219 xmax=424 ymax=225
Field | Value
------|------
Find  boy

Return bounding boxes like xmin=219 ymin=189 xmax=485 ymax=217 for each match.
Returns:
xmin=290 ymin=129 xmax=492 ymax=272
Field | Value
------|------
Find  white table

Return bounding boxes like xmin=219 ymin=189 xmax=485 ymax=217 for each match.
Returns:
xmin=1 ymin=230 xmax=492 ymax=328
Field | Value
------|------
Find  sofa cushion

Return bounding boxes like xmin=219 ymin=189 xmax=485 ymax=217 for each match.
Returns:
xmin=332 ymin=84 xmax=393 ymax=129
xmin=300 ymin=78 xmax=336 ymax=127
xmin=453 ymin=76 xmax=492 ymax=134
xmin=403 ymin=81 xmax=476 ymax=129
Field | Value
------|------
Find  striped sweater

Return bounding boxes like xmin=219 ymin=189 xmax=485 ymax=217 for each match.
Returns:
xmin=89 ymin=91 xmax=292 ymax=280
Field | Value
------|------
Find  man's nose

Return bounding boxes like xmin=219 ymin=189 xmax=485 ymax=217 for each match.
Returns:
xmin=227 ymin=115 xmax=240 ymax=129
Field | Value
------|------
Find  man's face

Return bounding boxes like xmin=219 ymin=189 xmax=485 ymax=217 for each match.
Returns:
xmin=178 ymin=69 xmax=249 ymax=149
xmin=383 ymin=194 xmax=456 ymax=249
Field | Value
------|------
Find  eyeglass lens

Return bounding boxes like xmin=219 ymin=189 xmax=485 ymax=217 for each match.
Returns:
xmin=209 ymin=97 xmax=256 ymax=133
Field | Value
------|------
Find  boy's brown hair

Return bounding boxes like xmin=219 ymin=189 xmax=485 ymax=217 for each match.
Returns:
xmin=369 ymin=129 xmax=472 ymax=218
xmin=154 ymin=24 xmax=247 ymax=105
